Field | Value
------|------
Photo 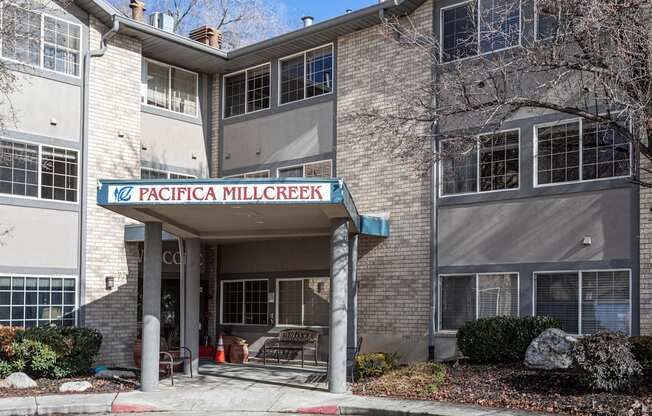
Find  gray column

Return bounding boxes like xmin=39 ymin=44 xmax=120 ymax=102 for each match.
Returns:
xmin=329 ymin=218 xmax=349 ymax=394
xmin=184 ymin=238 xmax=201 ymax=376
xmin=347 ymin=234 xmax=358 ymax=362
xmin=141 ymin=222 xmax=162 ymax=392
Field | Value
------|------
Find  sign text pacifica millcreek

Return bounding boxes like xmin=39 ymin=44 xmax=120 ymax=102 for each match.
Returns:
xmin=107 ymin=183 xmax=332 ymax=204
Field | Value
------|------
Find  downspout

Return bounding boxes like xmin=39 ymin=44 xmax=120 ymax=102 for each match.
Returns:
xmin=78 ymin=17 xmax=120 ymax=326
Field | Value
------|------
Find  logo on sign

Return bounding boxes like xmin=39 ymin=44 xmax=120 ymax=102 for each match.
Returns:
xmin=114 ymin=186 xmax=134 ymax=202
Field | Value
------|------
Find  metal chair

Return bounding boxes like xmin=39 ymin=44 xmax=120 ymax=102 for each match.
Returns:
xmin=347 ymin=337 xmax=363 ymax=383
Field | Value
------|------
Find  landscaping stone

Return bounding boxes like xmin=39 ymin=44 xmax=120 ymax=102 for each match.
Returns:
xmin=95 ymin=369 xmax=136 ymax=380
xmin=59 ymin=381 xmax=93 ymax=393
xmin=0 ymin=372 xmax=37 ymax=389
xmin=525 ymin=328 xmax=577 ymax=370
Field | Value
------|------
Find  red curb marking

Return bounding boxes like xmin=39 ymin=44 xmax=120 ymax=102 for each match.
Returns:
xmin=296 ymin=405 xmax=339 ymax=414
xmin=111 ymin=403 xmax=159 ymax=413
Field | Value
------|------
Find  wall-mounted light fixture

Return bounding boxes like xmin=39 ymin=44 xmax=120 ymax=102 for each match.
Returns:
xmin=117 ymin=130 xmax=125 ymax=138
xmin=582 ymin=236 xmax=592 ymax=246
xmin=105 ymin=276 xmax=115 ymax=290
xmin=49 ymin=118 xmax=58 ymax=126
xmin=191 ymin=153 xmax=198 ymax=160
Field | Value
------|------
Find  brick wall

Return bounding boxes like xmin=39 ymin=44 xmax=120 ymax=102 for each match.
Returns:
xmin=336 ymin=1 xmax=433 ymax=361
xmin=640 ymin=156 xmax=651 ymax=335
xmin=209 ymin=74 xmax=221 ymax=178
xmin=84 ymin=16 xmax=142 ymax=366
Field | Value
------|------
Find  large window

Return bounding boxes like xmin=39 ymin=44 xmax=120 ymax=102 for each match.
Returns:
xmin=1 ymin=4 xmax=81 ymax=76
xmin=535 ymin=120 xmax=630 ymax=186
xmin=440 ymin=273 xmax=518 ymax=331
xmin=140 ymin=167 xmax=196 ymax=180
xmin=280 ymin=45 xmax=333 ymax=105
xmin=441 ymin=130 xmax=519 ymax=196
xmin=440 ymin=0 xmax=521 ymax=63
xmin=142 ymin=59 xmax=198 ymax=117
xmin=534 ymin=270 xmax=630 ymax=335
xmin=277 ymin=160 xmax=333 ymax=178
xmin=225 ymin=170 xmax=270 ymax=179
xmin=0 ymin=138 xmax=77 ymax=202
xmin=0 ymin=276 xmax=77 ymax=328
xmin=277 ymin=278 xmax=329 ymax=327
xmin=221 ymin=280 xmax=268 ymax=325
xmin=223 ymin=64 xmax=270 ymax=118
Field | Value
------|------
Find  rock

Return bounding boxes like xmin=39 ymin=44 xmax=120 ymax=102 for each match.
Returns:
xmin=95 ymin=369 xmax=136 ymax=380
xmin=0 ymin=372 xmax=38 ymax=389
xmin=59 ymin=381 xmax=93 ymax=392
xmin=525 ymin=328 xmax=578 ymax=370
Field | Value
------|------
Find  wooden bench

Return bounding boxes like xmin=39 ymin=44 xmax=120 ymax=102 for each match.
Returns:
xmin=262 ymin=329 xmax=319 ymax=368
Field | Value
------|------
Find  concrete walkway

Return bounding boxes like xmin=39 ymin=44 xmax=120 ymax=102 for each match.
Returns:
xmin=0 ymin=364 xmax=550 ymax=416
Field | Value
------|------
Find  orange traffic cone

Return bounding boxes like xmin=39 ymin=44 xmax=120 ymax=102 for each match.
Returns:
xmin=214 ymin=335 xmax=226 ymax=363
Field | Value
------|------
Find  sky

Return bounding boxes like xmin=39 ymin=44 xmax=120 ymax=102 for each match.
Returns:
xmin=282 ymin=0 xmax=378 ymax=25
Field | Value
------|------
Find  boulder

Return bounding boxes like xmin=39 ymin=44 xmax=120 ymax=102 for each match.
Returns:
xmin=0 ymin=372 xmax=38 ymax=389
xmin=59 ymin=381 xmax=93 ymax=392
xmin=525 ymin=328 xmax=577 ymax=370
xmin=95 ymin=369 xmax=137 ymax=380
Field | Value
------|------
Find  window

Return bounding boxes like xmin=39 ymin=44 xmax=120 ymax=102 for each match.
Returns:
xmin=535 ymin=120 xmax=630 ymax=186
xmin=0 ymin=276 xmax=76 ymax=328
xmin=280 ymin=45 xmax=333 ymax=105
xmin=41 ymin=146 xmax=78 ymax=202
xmin=441 ymin=130 xmax=519 ymax=196
xmin=277 ymin=278 xmax=329 ymax=327
xmin=140 ymin=167 xmax=196 ymax=179
xmin=223 ymin=64 xmax=270 ymax=118
xmin=440 ymin=273 xmax=518 ymax=331
xmin=224 ymin=170 xmax=270 ymax=179
xmin=534 ymin=270 xmax=630 ymax=335
xmin=142 ymin=60 xmax=198 ymax=117
xmin=0 ymin=138 xmax=77 ymax=202
xmin=1 ymin=4 xmax=80 ymax=76
xmin=440 ymin=0 xmax=521 ymax=63
xmin=535 ymin=0 xmax=559 ymax=40
xmin=221 ymin=280 xmax=268 ymax=325
xmin=277 ymin=160 xmax=333 ymax=178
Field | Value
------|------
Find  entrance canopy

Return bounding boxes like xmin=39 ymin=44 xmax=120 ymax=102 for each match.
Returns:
xmin=97 ymin=178 xmax=389 ymax=241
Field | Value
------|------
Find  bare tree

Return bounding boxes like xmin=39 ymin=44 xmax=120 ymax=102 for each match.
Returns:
xmin=108 ymin=0 xmax=294 ymax=50
xmin=351 ymin=0 xmax=651 ymax=185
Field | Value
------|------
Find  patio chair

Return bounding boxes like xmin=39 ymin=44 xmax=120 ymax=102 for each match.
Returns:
xmin=159 ymin=337 xmax=193 ymax=386
xmin=347 ymin=337 xmax=363 ymax=383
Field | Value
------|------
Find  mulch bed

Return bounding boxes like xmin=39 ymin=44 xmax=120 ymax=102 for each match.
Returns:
xmin=0 ymin=376 xmax=137 ymax=398
xmin=353 ymin=362 xmax=652 ymax=416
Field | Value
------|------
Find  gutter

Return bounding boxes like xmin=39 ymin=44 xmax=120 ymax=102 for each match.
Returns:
xmin=78 ymin=17 xmax=120 ymax=326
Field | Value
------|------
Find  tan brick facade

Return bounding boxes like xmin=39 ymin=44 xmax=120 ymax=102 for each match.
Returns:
xmin=84 ymin=16 xmax=142 ymax=367
xmin=336 ymin=1 xmax=433 ymax=361
xmin=640 ymin=157 xmax=651 ymax=335
xmin=209 ymin=74 xmax=221 ymax=178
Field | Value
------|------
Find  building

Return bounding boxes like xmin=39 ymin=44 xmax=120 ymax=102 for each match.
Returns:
xmin=0 ymin=0 xmax=646 ymax=391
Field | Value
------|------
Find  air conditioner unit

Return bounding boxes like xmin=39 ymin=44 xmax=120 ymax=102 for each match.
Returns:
xmin=149 ymin=12 xmax=174 ymax=32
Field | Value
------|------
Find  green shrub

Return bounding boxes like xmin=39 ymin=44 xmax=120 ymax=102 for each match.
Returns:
xmin=11 ymin=339 xmax=65 ymax=379
xmin=0 ymin=360 xmax=16 ymax=378
xmin=0 ymin=325 xmax=24 ymax=360
xmin=355 ymin=352 xmax=398 ymax=380
xmin=457 ymin=316 xmax=561 ymax=363
xmin=573 ymin=331 xmax=642 ymax=392
xmin=629 ymin=336 xmax=652 ymax=367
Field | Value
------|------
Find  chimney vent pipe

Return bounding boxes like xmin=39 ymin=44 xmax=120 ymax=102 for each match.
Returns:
xmin=301 ymin=16 xmax=314 ymax=28
xmin=129 ymin=0 xmax=145 ymax=22
xmin=189 ymin=25 xmax=222 ymax=48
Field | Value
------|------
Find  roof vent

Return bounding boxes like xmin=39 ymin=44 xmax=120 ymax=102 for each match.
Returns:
xmin=129 ymin=0 xmax=145 ymax=22
xmin=301 ymin=16 xmax=314 ymax=28
xmin=345 ymin=9 xmax=352 ymax=14
xmin=149 ymin=12 xmax=174 ymax=32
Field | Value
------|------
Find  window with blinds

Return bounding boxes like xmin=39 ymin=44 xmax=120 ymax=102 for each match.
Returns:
xmin=440 ymin=275 xmax=475 ymax=330
xmin=277 ymin=278 xmax=330 ymax=327
xmin=478 ymin=273 xmax=519 ymax=318
xmin=534 ymin=270 xmax=630 ymax=335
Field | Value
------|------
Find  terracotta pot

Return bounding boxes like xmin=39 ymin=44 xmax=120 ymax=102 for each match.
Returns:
xmin=229 ymin=343 xmax=249 ymax=364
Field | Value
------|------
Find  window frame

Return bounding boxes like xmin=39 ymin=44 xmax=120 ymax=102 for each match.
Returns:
xmin=534 ymin=0 xmax=558 ymax=41
xmin=140 ymin=167 xmax=197 ymax=179
xmin=0 ymin=137 xmax=79 ymax=204
xmin=219 ymin=279 xmax=269 ymax=326
xmin=532 ymin=117 xmax=632 ymax=188
xmin=276 ymin=159 xmax=333 ymax=178
xmin=222 ymin=62 xmax=272 ymax=119
xmin=439 ymin=128 xmax=521 ymax=198
xmin=0 ymin=3 xmax=83 ymax=79
xmin=0 ymin=274 xmax=78 ymax=328
xmin=275 ymin=277 xmax=330 ymax=329
xmin=223 ymin=169 xmax=271 ymax=179
xmin=439 ymin=0 xmax=523 ymax=64
xmin=141 ymin=57 xmax=199 ymax=118
xmin=277 ymin=43 xmax=334 ymax=107
xmin=438 ymin=272 xmax=520 ymax=333
xmin=532 ymin=269 xmax=632 ymax=335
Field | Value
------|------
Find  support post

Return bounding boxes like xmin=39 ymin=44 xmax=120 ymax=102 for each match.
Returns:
xmin=329 ymin=218 xmax=349 ymax=394
xmin=141 ymin=222 xmax=162 ymax=392
xmin=184 ymin=238 xmax=201 ymax=376
xmin=347 ymin=234 xmax=358 ymax=366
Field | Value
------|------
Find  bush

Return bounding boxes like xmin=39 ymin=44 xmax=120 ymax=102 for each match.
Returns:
xmin=11 ymin=339 xmax=64 ymax=379
xmin=573 ymin=331 xmax=642 ymax=392
xmin=629 ymin=336 xmax=652 ymax=367
xmin=0 ymin=325 xmax=23 ymax=360
xmin=457 ymin=316 xmax=561 ymax=363
xmin=355 ymin=352 xmax=398 ymax=380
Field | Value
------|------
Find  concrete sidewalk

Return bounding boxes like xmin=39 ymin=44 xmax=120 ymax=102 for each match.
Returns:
xmin=0 ymin=366 xmax=549 ymax=416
